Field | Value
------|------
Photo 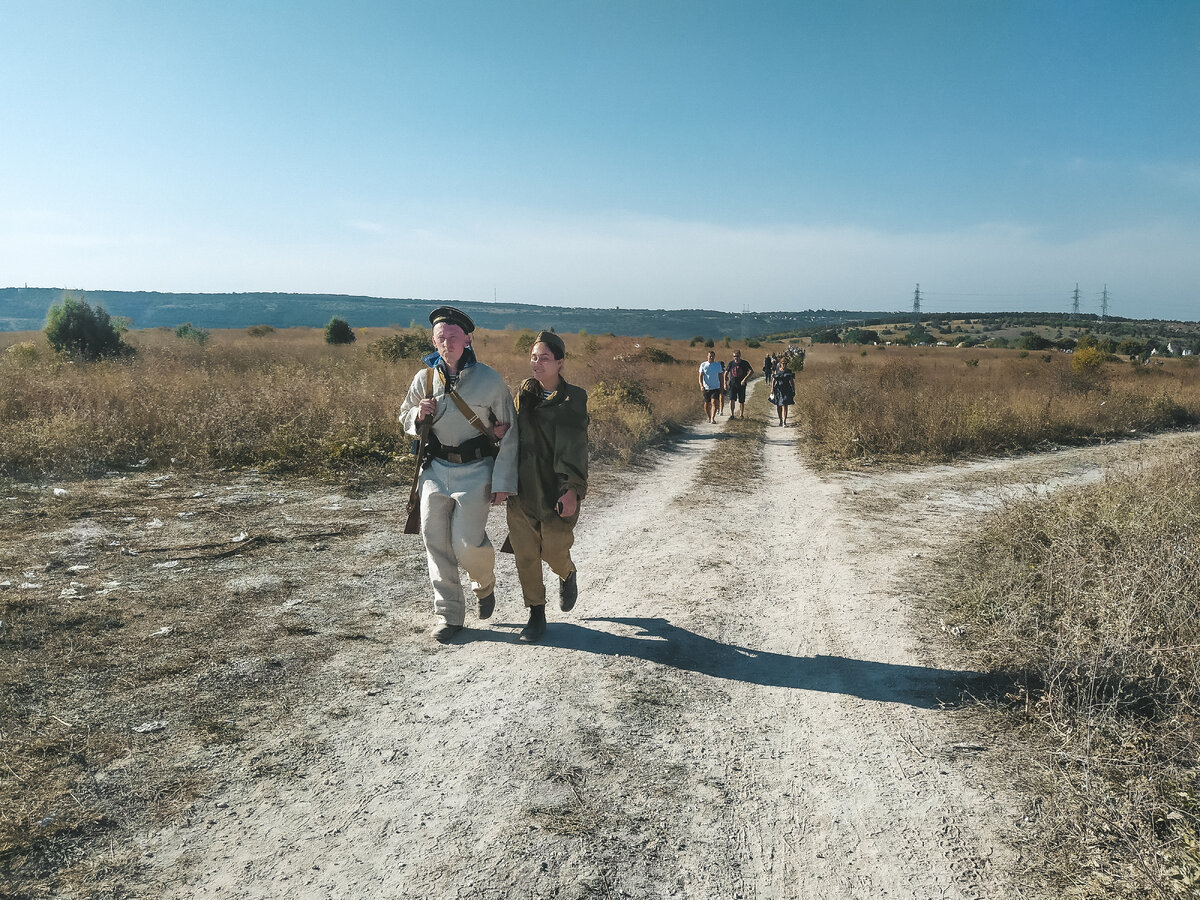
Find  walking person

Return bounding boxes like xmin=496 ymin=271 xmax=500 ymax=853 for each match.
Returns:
xmin=764 ymin=353 xmax=775 ymax=386
xmin=506 ymin=332 xmax=588 ymax=643
xmin=698 ymin=350 xmax=723 ymax=424
xmin=725 ymin=350 xmax=753 ymax=419
xmin=772 ymin=357 xmax=796 ymax=426
xmin=716 ymin=357 xmax=727 ymax=416
xmin=399 ymin=306 xmax=518 ymax=644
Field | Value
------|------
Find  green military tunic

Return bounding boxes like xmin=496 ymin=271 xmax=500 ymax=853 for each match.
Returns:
xmin=506 ymin=377 xmax=589 ymax=606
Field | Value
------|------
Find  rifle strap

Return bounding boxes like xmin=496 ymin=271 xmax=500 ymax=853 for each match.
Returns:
xmin=437 ymin=370 xmax=497 ymax=444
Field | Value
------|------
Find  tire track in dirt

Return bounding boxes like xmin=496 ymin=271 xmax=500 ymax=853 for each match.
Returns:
xmin=138 ymin=381 xmax=1034 ymax=899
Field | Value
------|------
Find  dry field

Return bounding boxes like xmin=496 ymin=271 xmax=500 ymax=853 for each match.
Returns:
xmin=791 ymin=342 xmax=1200 ymax=466
xmin=930 ymin=439 xmax=1200 ymax=898
xmin=0 ymin=326 xmax=779 ymax=479
xmin=3 ymin=325 xmax=1198 ymax=898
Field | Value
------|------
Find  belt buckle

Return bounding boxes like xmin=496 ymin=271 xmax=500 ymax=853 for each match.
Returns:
xmin=446 ymin=451 xmax=463 ymax=464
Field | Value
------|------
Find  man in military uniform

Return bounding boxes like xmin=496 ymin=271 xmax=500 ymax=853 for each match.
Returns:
xmin=399 ymin=307 xmax=518 ymax=643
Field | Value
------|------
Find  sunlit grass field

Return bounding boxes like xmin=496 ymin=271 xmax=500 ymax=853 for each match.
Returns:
xmin=934 ymin=439 xmax=1200 ymax=899
xmin=792 ymin=342 xmax=1200 ymax=466
xmin=0 ymin=325 xmax=748 ymax=479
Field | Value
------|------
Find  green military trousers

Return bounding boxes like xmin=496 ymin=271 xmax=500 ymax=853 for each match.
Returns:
xmin=504 ymin=501 xmax=578 ymax=607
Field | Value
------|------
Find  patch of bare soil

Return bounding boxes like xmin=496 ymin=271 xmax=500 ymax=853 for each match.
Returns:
xmin=7 ymin=383 xmax=1192 ymax=899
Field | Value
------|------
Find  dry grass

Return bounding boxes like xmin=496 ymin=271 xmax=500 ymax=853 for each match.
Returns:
xmin=0 ymin=328 xmax=756 ymax=479
xmin=934 ymin=440 xmax=1200 ymax=898
xmin=0 ymin=471 xmax=371 ymax=898
xmin=694 ymin=381 xmax=769 ymax=489
xmin=791 ymin=345 xmax=1200 ymax=466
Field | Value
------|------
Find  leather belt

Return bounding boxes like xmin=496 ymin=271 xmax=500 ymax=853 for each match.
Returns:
xmin=431 ymin=434 xmax=497 ymax=465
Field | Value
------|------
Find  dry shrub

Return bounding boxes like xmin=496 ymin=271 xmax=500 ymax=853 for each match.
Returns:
xmin=4 ymin=342 xmax=42 ymax=366
xmin=588 ymin=378 xmax=659 ymax=462
xmin=793 ymin=346 xmax=1200 ymax=466
xmin=937 ymin=442 xmax=1200 ymax=897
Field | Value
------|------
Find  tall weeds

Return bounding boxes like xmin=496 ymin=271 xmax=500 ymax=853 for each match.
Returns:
xmin=937 ymin=441 xmax=1200 ymax=897
xmin=0 ymin=328 xmax=715 ymax=477
xmin=793 ymin=347 xmax=1200 ymax=466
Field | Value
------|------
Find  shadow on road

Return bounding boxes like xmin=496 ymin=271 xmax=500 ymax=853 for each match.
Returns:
xmin=471 ymin=615 xmax=975 ymax=709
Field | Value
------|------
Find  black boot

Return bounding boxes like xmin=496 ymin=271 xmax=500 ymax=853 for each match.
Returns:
xmin=519 ymin=604 xmax=547 ymax=643
xmin=559 ymin=571 xmax=578 ymax=612
xmin=478 ymin=590 xmax=495 ymax=620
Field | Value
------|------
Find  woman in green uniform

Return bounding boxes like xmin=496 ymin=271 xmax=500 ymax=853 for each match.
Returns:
xmin=506 ymin=331 xmax=589 ymax=643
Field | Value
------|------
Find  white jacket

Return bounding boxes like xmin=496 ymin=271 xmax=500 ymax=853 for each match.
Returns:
xmin=399 ymin=352 xmax=518 ymax=495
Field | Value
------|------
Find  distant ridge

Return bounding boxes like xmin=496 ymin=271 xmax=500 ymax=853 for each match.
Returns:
xmin=0 ymin=287 xmax=895 ymax=340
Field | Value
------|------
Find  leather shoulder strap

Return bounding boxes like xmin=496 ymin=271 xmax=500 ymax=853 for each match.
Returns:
xmin=447 ymin=387 xmax=495 ymax=441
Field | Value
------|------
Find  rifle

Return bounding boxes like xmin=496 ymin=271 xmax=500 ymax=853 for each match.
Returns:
xmin=404 ymin=415 xmax=431 ymax=535
xmin=404 ymin=368 xmax=436 ymax=535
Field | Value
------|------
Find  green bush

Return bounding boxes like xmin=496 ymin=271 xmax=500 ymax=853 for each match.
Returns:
xmin=174 ymin=323 xmax=210 ymax=346
xmin=514 ymin=329 xmax=537 ymax=356
xmin=246 ymin=324 xmax=275 ymax=337
xmin=324 ymin=317 xmax=356 ymax=345
xmin=1018 ymin=333 xmax=1054 ymax=351
xmin=44 ymin=297 xmax=133 ymax=360
xmin=368 ymin=329 xmax=432 ymax=362
xmin=845 ymin=328 xmax=880 ymax=345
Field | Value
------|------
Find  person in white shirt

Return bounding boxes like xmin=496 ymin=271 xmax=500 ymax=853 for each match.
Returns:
xmin=698 ymin=350 xmax=724 ymax=425
xmin=399 ymin=306 xmax=518 ymax=644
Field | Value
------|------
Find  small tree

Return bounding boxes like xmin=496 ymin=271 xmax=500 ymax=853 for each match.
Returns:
xmin=44 ymin=296 xmax=133 ymax=360
xmin=325 ymin=317 xmax=356 ymax=345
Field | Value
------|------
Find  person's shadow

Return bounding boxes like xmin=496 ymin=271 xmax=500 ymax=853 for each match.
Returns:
xmin=475 ymin=616 xmax=977 ymax=710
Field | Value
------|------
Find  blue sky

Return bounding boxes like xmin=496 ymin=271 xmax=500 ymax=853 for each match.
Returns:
xmin=3 ymin=0 xmax=1199 ymax=319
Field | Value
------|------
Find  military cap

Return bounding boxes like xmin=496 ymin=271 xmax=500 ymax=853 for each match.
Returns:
xmin=534 ymin=330 xmax=565 ymax=359
xmin=428 ymin=306 xmax=475 ymax=333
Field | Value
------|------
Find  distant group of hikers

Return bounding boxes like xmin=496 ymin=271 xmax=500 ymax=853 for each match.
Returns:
xmin=698 ymin=346 xmax=805 ymax=427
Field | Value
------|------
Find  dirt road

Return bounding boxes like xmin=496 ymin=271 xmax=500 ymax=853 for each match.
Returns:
xmin=115 ymin=377 xmax=1103 ymax=900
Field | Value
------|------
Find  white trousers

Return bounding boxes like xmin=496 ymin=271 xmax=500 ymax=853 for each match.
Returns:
xmin=418 ymin=457 xmax=495 ymax=627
